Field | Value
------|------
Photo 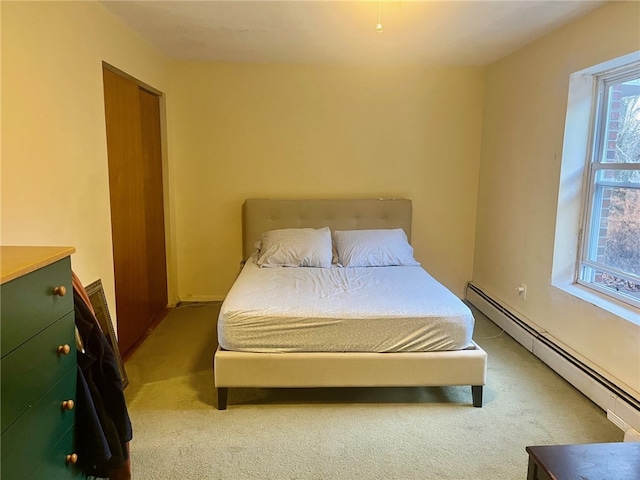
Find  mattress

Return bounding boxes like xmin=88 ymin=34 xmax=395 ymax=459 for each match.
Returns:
xmin=218 ymin=259 xmax=475 ymax=353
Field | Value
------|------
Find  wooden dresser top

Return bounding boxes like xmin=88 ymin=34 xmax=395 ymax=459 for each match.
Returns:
xmin=1 ymin=246 xmax=75 ymax=284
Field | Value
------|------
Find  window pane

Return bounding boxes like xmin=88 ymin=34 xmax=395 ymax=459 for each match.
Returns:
xmin=581 ymin=265 xmax=640 ymax=304
xmin=587 ymin=180 xmax=640 ymax=277
xmin=601 ymin=78 xmax=640 ymax=164
xmin=595 ymin=167 xmax=640 ymax=185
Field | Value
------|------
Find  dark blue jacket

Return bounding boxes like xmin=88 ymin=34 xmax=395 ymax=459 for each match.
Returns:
xmin=74 ymin=290 xmax=132 ymax=478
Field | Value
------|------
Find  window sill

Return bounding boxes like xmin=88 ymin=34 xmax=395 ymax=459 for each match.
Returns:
xmin=553 ymin=282 xmax=640 ymax=326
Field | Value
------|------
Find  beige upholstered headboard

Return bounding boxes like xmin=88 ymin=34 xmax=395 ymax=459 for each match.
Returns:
xmin=242 ymin=198 xmax=412 ymax=260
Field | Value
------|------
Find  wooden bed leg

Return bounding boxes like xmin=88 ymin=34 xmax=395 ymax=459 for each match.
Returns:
xmin=472 ymin=385 xmax=483 ymax=407
xmin=216 ymin=388 xmax=228 ymax=410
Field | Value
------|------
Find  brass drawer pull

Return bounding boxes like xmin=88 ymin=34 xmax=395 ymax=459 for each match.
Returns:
xmin=61 ymin=399 xmax=75 ymax=411
xmin=57 ymin=344 xmax=71 ymax=355
xmin=53 ymin=285 xmax=67 ymax=297
xmin=65 ymin=453 xmax=78 ymax=465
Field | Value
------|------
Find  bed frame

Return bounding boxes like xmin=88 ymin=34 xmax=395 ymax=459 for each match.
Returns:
xmin=213 ymin=198 xmax=487 ymax=409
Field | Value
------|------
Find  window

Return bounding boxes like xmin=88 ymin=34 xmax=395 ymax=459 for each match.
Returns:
xmin=578 ymin=65 xmax=640 ymax=308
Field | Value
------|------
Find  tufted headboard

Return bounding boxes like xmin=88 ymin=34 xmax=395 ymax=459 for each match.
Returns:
xmin=242 ymin=198 xmax=412 ymax=261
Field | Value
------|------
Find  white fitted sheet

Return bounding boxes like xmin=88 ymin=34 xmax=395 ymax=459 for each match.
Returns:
xmin=218 ymin=259 xmax=475 ymax=353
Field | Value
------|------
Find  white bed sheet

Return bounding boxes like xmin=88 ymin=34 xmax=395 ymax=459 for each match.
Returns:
xmin=218 ymin=259 xmax=475 ymax=353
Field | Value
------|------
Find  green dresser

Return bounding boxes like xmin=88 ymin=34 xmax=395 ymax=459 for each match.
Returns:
xmin=1 ymin=246 xmax=80 ymax=479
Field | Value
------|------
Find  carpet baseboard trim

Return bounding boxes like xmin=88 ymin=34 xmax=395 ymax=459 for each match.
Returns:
xmin=465 ymin=282 xmax=640 ymax=435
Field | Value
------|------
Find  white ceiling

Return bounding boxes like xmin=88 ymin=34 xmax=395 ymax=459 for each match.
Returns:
xmin=100 ymin=0 xmax=608 ymax=66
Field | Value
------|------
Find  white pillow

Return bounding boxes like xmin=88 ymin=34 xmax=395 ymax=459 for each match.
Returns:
xmin=256 ymin=227 xmax=333 ymax=268
xmin=333 ymin=229 xmax=420 ymax=267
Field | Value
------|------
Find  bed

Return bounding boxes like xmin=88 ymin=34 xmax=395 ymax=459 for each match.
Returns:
xmin=213 ymin=198 xmax=487 ymax=409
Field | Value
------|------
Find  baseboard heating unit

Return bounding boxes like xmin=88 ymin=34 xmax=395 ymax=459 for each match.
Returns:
xmin=465 ymin=282 xmax=640 ymax=440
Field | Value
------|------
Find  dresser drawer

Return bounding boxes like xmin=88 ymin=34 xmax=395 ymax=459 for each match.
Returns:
xmin=1 ymin=312 xmax=75 ymax=434
xmin=31 ymin=426 xmax=82 ymax=480
xmin=1 ymin=257 xmax=73 ymax=356
xmin=1 ymin=368 xmax=76 ymax=480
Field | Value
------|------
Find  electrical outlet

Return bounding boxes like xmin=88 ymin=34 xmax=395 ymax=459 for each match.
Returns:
xmin=516 ymin=283 xmax=527 ymax=300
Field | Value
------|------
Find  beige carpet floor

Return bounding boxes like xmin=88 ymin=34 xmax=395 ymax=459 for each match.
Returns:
xmin=123 ymin=303 xmax=622 ymax=479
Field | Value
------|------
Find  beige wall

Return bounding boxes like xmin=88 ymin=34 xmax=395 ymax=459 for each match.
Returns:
xmin=170 ymin=63 xmax=484 ymax=300
xmin=2 ymin=2 xmax=483 ymax=327
xmin=474 ymin=1 xmax=640 ymax=394
xmin=1 ymin=1 xmax=177 ymax=327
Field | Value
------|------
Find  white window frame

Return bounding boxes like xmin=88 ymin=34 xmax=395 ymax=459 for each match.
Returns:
xmin=577 ymin=63 xmax=640 ymax=308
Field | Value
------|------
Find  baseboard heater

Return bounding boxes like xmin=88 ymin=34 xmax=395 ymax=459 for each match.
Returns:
xmin=465 ymin=282 xmax=640 ymax=438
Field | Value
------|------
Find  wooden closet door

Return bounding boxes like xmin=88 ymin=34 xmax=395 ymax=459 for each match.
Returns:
xmin=103 ymin=67 xmax=168 ymax=356
xmin=139 ymin=89 xmax=168 ymax=321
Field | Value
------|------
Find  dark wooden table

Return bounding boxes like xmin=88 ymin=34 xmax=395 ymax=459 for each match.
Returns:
xmin=526 ymin=442 xmax=640 ymax=480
